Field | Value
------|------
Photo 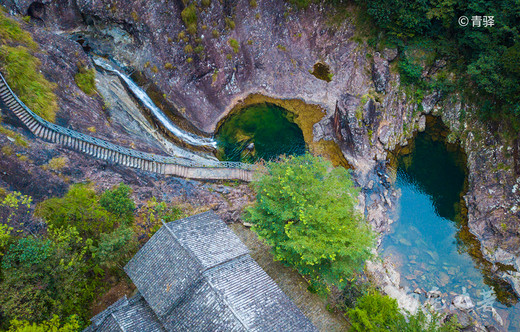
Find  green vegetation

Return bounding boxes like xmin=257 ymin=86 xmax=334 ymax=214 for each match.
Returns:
xmin=181 ymin=4 xmax=198 ymax=35
xmin=288 ymin=0 xmax=520 ymax=132
xmin=74 ymin=64 xmax=96 ymax=95
xmin=310 ymin=62 xmax=333 ymax=82
xmin=347 ymin=291 xmax=460 ymax=331
xmin=8 ymin=315 xmax=79 ymax=331
xmin=245 ymin=154 xmax=375 ymax=292
xmin=229 ymin=38 xmax=239 ymax=53
xmin=42 ymin=156 xmax=68 ymax=171
xmin=359 ymin=0 xmax=520 ymax=131
xmin=0 ymin=183 xmax=143 ymax=329
xmin=0 ymin=11 xmax=57 ymax=122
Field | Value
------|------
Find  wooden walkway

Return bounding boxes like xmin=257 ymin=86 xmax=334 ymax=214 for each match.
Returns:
xmin=0 ymin=73 xmax=254 ymax=181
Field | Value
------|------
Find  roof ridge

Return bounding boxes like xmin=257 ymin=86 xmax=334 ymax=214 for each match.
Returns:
xmin=161 ymin=220 xmax=205 ymax=269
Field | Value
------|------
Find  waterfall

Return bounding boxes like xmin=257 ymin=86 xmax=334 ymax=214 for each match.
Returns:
xmin=92 ymin=56 xmax=218 ymax=149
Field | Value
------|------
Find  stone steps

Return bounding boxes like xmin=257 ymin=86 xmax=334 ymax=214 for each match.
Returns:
xmin=0 ymin=73 xmax=254 ymax=181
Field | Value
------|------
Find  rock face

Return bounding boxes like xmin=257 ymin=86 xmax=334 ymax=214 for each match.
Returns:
xmin=2 ymin=0 xmax=520 ymax=317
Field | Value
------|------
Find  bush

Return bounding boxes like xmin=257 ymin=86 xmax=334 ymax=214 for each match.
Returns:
xmin=347 ymin=291 xmax=460 ymax=332
xmin=8 ymin=315 xmax=79 ymax=332
xmin=93 ymin=226 xmax=138 ymax=270
xmin=181 ymin=4 xmax=197 ymax=32
xmin=228 ymin=38 xmax=239 ymax=53
xmin=245 ymin=154 xmax=375 ymax=291
xmin=74 ymin=64 xmax=96 ymax=95
xmin=36 ymin=184 xmax=114 ymax=240
xmin=99 ymin=183 xmax=135 ymax=223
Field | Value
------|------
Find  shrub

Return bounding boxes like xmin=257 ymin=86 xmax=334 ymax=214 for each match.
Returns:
xmin=245 ymin=154 xmax=375 ymax=291
xmin=348 ymin=291 xmax=461 ymax=332
xmin=201 ymin=0 xmax=211 ymax=8
xmin=8 ymin=315 xmax=79 ymax=331
xmin=99 ymin=184 xmax=135 ymax=223
xmin=164 ymin=62 xmax=173 ymax=69
xmin=225 ymin=18 xmax=235 ymax=30
xmin=93 ymin=226 xmax=138 ymax=270
xmin=36 ymin=184 xmax=114 ymax=241
xmin=184 ymin=44 xmax=193 ymax=53
xmin=42 ymin=156 xmax=68 ymax=171
xmin=181 ymin=4 xmax=197 ymax=33
xmin=211 ymin=29 xmax=220 ymax=38
xmin=250 ymin=0 xmax=258 ymax=8
xmin=229 ymin=38 xmax=239 ymax=53
xmin=75 ymin=64 xmax=96 ymax=95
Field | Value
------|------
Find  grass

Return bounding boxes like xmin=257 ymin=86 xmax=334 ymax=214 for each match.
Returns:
xmin=42 ymin=156 xmax=68 ymax=171
xmin=229 ymin=39 xmax=239 ymax=53
xmin=0 ymin=10 xmax=37 ymax=49
xmin=181 ymin=4 xmax=197 ymax=35
xmin=0 ymin=45 xmax=57 ymax=122
xmin=75 ymin=64 xmax=97 ymax=96
xmin=0 ymin=10 xmax=57 ymax=122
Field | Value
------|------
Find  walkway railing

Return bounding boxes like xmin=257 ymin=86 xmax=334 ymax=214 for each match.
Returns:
xmin=0 ymin=73 xmax=254 ymax=181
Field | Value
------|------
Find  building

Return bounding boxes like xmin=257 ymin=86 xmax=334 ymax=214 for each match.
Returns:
xmin=85 ymin=211 xmax=317 ymax=331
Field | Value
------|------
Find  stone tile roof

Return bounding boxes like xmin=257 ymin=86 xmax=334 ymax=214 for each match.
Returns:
xmin=86 ymin=211 xmax=317 ymax=332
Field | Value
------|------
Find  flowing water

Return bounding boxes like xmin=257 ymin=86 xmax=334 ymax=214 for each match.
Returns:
xmin=92 ymin=56 xmax=217 ymax=149
xmin=216 ymin=103 xmax=306 ymax=162
xmin=381 ymin=118 xmax=519 ymax=330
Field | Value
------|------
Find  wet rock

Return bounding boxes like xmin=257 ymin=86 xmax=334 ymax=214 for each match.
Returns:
xmin=372 ymin=53 xmax=390 ymax=93
xmin=453 ymin=295 xmax=475 ymax=310
xmin=446 ymin=309 xmax=474 ymax=329
xmin=427 ymin=289 xmax=442 ymax=298
xmin=418 ymin=115 xmax=426 ymax=132
xmin=491 ymin=307 xmax=504 ymax=326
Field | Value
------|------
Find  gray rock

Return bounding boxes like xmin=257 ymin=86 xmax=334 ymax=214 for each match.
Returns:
xmin=453 ymin=295 xmax=475 ymax=310
xmin=418 ymin=115 xmax=426 ymax=132
xmin=372 ymin=53 xmax=390 ymax=93
xmin=382 ymin=48 xmax=398 ymax=62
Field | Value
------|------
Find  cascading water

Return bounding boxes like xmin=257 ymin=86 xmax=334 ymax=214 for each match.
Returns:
xmin=92 ymin=56 xmax=217 ymax=150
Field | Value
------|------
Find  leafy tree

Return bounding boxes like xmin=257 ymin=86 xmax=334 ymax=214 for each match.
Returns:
xmin=93 ymin=226 xmax=138 ymax=270
xmin=245 ymin=154 xmax=375 ymax=291
xmin=8 ymin=315 xmax=79 ymax=332
xmin=348 ymin=291 xmax=460 ymax=331
xmin=99 ymin=184 xmax=135 ymax=224
xmin=35 ymin=184 xmax=114 ymax=240
xmin=0 ymin=231 xmax=94 ymax=326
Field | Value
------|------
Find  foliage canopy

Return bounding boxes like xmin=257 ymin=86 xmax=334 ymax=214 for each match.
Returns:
xmin=245 ymin=154 xmax=375 ymax=290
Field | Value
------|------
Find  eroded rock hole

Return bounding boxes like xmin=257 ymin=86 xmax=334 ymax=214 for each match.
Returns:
xmin=27 ymin=2 xmax=45 ymax=20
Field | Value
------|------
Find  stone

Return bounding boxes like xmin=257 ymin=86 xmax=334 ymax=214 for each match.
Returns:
xmin=372 ymin=53 xmax=390 ymax=93
xmin=446 ymin=309 xmax=473 ymax=329
xmin=246 ymin=142 xmax=255 ymax=150
xmin=452 ymin=295 xmax=475 ymax=310
xmin=418 ymin=115 xmax=426 ymax=132
xmin=427 ymin=290 xmax=442 ymax=298
xmin=382 ymin=48 xmax=398 ymax=62
xmin=491 ymin=307 xmax=504 ymax=326
xmin=413 ymin=288 xmax=422 ymax=294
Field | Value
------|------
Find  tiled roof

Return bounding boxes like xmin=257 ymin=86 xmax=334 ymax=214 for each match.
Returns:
xmin=87 ymin=211 xmax=317 ymax=332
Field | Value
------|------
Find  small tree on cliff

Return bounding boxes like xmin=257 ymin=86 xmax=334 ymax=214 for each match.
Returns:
xmin=245 ymin=154 xmax=375 ymax=291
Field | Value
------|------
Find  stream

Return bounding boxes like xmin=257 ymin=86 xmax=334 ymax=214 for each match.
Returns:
xmin=381 ymin=118 xmax=519 ymax=330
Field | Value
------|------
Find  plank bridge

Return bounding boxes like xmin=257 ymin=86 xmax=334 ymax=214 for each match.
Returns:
xmin=0 ymin=73 xmax=255 ymax=181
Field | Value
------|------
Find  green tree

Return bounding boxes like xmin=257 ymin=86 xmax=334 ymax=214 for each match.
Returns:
xmin=0 ymin=230 xmax=94 ymax=326
xmin=348 ymin=291 xmax=460 ymax=332
xmin=93 ymin=226 xmax=138 ymax=270
xmin=99 ymin=184 xmax=135 ymax=224
xmin=8 ymin=315 xmax=79 ymax=332
xmin=245 ymin=154 xmax=375 ymax=290
xmin=35 ymin=184 xmax=114 ymax=240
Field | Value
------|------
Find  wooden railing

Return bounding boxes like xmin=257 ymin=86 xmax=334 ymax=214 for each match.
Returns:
xmin=0 ymin=73 xmax=254 ymax=181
